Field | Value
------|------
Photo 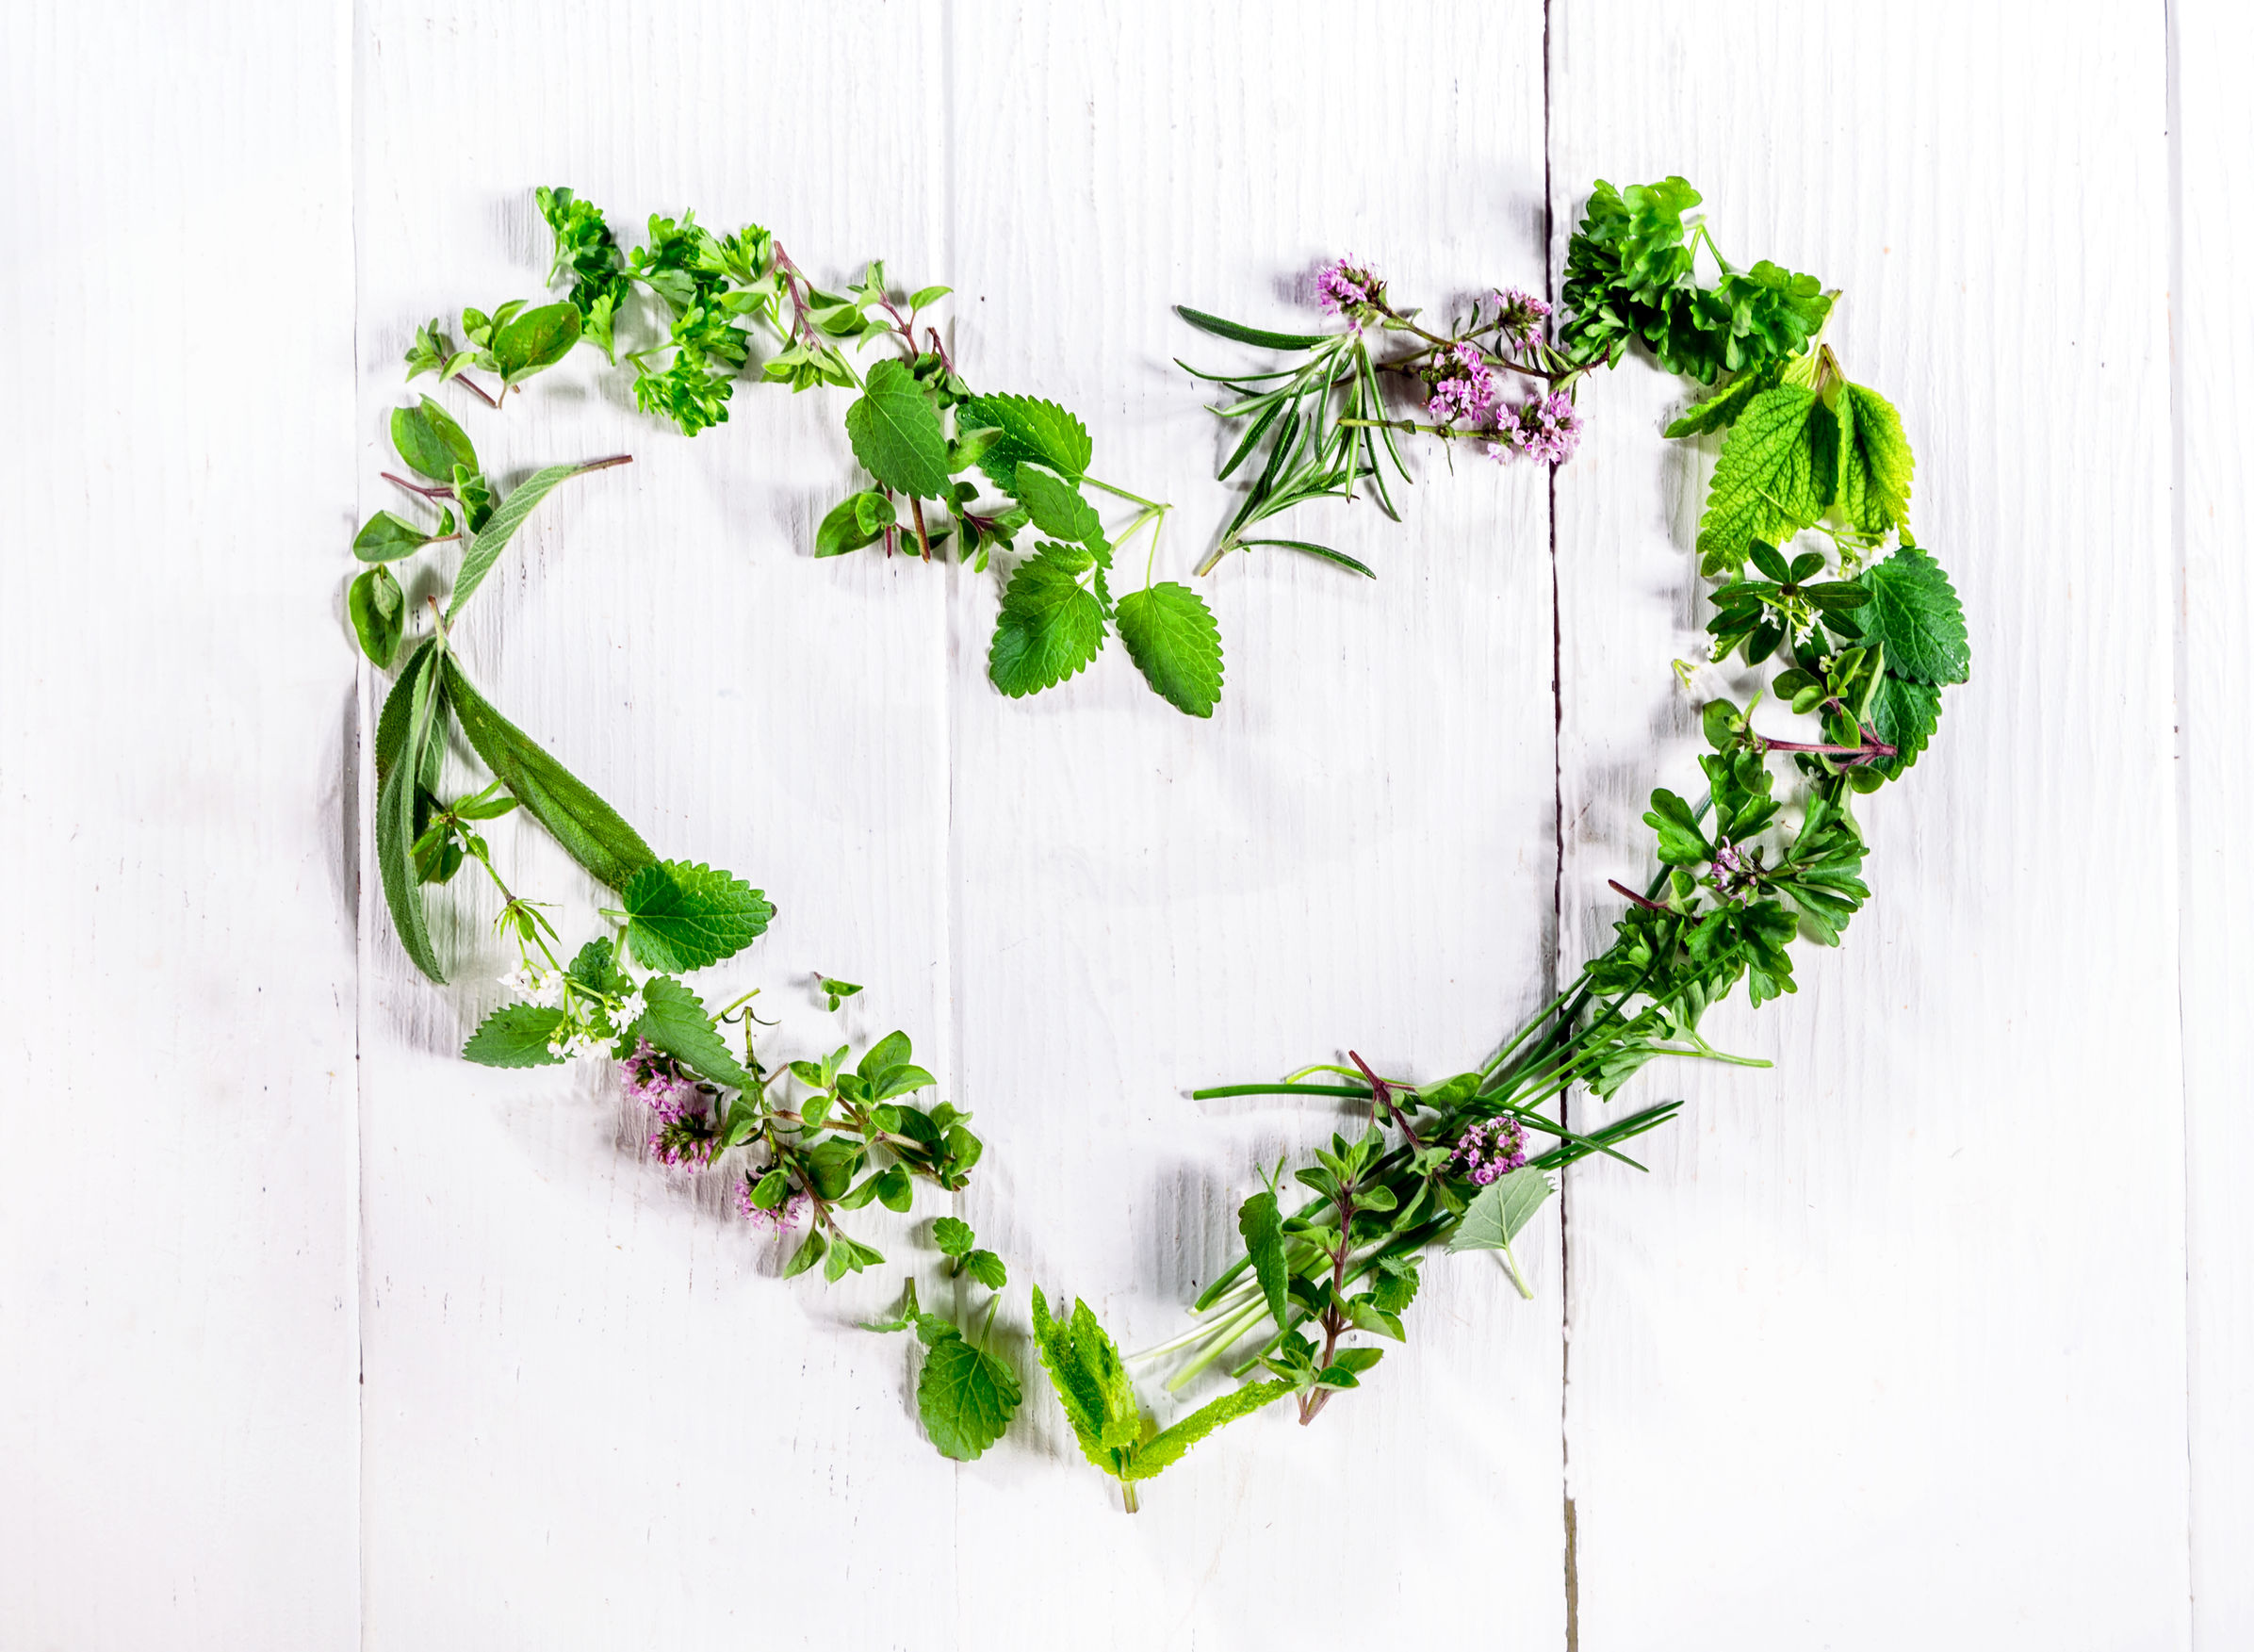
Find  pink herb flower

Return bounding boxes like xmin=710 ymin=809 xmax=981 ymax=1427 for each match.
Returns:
xmin=620 ymin=1038 xmax=700 ymax=1124
xmin=1315 ymin=259 xmax=1383 ymax=330
xmin=1490 ymin=390 xmax=1586 ymax=466
xmin=1494 ymin=286 xmax=1553 ymax=352
xmin=737 ymin=1177 xmax=811 ymax=1230
xmin=1426 ymin=343 xmax=1498 ymax=425
xmin=1449 ymin=1116 xmax=1529 ymax=1186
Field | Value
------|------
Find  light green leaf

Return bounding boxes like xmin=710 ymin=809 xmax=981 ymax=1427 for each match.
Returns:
xmin=1663 ymin=361 xmax=1786 ymax=439
xmin=963 ymin=1250 xmax=1007 ymax=1290
xmin=956 ymin=393 xmax=1093 ymax=495
xmin=1838 ymin=383 xmax=1913 ymax=534
xmin=1010 ymin=462 xmax=1106 ymax=548
xmin=844 ymin=358 xmax=951 ymax=497
xmin=1694 ymin=385 xmax=1832 ymax=573
xmin=916 ymin=1338 xmax=1022 ymax=1462
xmin=447 ymin=459 xmax=618 ymax=621
xmin=391 ymin=395 xmax=478 ymax=481
xmin=1123 ymin=1380 xmax=1292 ymax=1480
xmin=492 ymin=302 xmax=581 ymax=384
xmin=1115 ymin=582 xmax=1223 ymax=717
xmin=620 ymin=859 xmax=775 ymax=972
xmin=1030 ymin=1286 xmax=1114 ymax=1469
xmin=1856 ymin=548 xmax=1968 ymax=685
xmin=932 ymin=1217 xmax=974 ymax=1256
xmin=354 ymin=509 xmax=434 ymax=564
xmin=1446 ymin=1165 xmax=1557 ymax=1254
xmin=462 ymin=1003 xmax=567 ymax=1067
xmin=442 ymin=658 xmax=655 ymax=890
xmin=629 ymin=975 xmax=756 ymax=1089
xmin=349 ymin=565 xmax=405 ymax=666
xmin=988 ymin=543 xmax=1106 ymax=697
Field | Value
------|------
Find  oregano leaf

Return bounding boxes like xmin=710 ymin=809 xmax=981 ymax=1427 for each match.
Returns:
xmin=391 ymin=395 xmax=478 ymax=481
xmin=353 ymin=509 xmax=435 ymax=564
xmin=349 ymin=565 xmax=405 ymax=666
xmin=620 ymin=859 xmax=776 ymax=972
xmin=844 ymin=358 xmax=951 ymax=498
xmin=1115 ymin=582 xmax=1224 ymax=717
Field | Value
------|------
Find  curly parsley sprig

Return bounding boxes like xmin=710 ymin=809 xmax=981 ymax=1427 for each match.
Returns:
xmin=1115 ymin=177 xmax=1967 ymax=1449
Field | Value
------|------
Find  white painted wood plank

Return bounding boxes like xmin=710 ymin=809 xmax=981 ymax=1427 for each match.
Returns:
xmin=0 ymin=3 xmax=361 ymax=1646
xmin=351 ymin=6 xmax=960 ymax=1646
xmin=2175 ymin=1 xmax=2254 ymax=1642
xmin=1548 ymin=3 xmax=2189 ymax=1645
xmin=942 ymin=3 xmax=1566 ymax=1641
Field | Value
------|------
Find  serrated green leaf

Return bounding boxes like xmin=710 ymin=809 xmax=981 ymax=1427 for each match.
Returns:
xmin=447 ymin=460 xmax=617 ymax=621
xmin=932 ymin=1216 xmax=974 ymax=1256
xmin=391 ymin=396 xmax=478 ymax=481
xmin=1446 ymin=1165 xmax=1556 ymax=1254
xmin=1115 ymin=582 xmax=1223 ymax=717
xmin=1122 ymin=1380 xmax=1292 ymax=1480
xmin=844 ymin=358 xmax=951 ymax=497
xmin=619 ymin=859 xmax=775 ymax=972
xmin=1867 ymin=673 xmax=1943 ymax=777
xmin=566 ymin=938 xmax=630 ymax=998
xmin=1857 ymin=549 xmax=1968 ymax=685
xmin=1838 ymin=383 xmax=1913 ymax=534
xmin=963 ymin=1249 xmax=1007 ymax=1290
xmin=1693 ymin=385 xmax=1831 ymax=572
xmin=956 ymin=393 xmax=1093 ymax=495
xmin=462 ymin=1002 xmax=567 ymax=1067
xmin=917 ymin=1337 xmax=1021 ymax=1462
xmin=1664 ymin=360 xmax=1786 ymax=439
xmin=350 ymin=565 xmax=405 ymax=666
xmin=442 ymin=658 xmax=655 ymax=890
xmin=1030 ymin=1286 xmax=1116 ymax=1470
xmin=1236 ymin=1188 xmax=1288 ymax=1333
xmin=988 ymin=543 xmax=1106 ymax=697
xmin=629 ymin=975 xmax=755 ymax=1089
xmin=1011 ymin=462 xmax=1106 ymax=548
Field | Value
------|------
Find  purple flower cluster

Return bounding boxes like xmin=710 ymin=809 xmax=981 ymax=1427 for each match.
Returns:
xmin=1315 ymin=258 xmax=1383 ymax=330
xmin=737 ymin=1177 xmax=810 ymax=1231
xmin=1450 ymin=1116 xmax=1528 ymax=1186
xmin=1490 ymin=391 xmax=1586 ymax=466
xmin=620 ymin=1038 xmax=699 ymax=1123
xmin=648 ymin=1117 xmax=716 ymax=1171
xmin=1426 ymin=343 xmax=1498 ymax=426
xmin=1493 ymin=286 xmax=1552 ymax=352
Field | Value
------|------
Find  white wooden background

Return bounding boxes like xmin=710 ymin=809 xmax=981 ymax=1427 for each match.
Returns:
xmin=3 ymin=2 xmax=2245 ymax=1646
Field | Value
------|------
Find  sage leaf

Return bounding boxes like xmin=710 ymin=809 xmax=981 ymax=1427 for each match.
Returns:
xmin=375 ymin=648 xmax=447 ymax=982
xmin=447 ymin=459 xmax=624 ymax=622
xmin=1446 ymin=1165 xmax=1557 ymax=1255
xmin=492 ymin=302 xmax=581 ymax=384
xmin=441 ymin=657 xmax=655 ymax=890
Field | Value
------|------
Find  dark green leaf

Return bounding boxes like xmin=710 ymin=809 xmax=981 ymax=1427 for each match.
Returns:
xmin=1174 ymin=304 xmax=1330 ymax=352
xmin=1236 ymin=1189 xmax=1288 ymax=1333
xmin=955 ymin=393 xmax=1093 ymax=495
xmin=1011 ymin=462 xmax=1107 ymax=548
xmin=1235 ymin=537 xmax=1377 ymax=578
xmin=492 ymin=303 xmax=581 ymax=384
xmin=353 ymin=509 xmax=434 ymax=564
xmin=1857 ymin=548 xmax=1968 ymax=685
xmin=815 ymin=489 xmax=896 ymax=557
xmin=988 ymin=543 xmax=1106 ymax=697
xmin=350 ymin=565 xmax=405 ymax=666
xmin=629 ymin=974 xmax=755 ymax=1089
xmin=375 ymin=649 xmax=447 ymax=982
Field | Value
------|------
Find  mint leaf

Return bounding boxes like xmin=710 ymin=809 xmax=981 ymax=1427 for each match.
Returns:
xmin=962 ymin=1249 xmax=1007 ymax=1290
xmin=442 ymin=659 xmax=655 ymax=890
xmin=956 ymin=393 xmax=1092 ymax=495
xmin=1693 ymin=384 xmax=1832 ymax=574
xmin=916 ymin=1338 xmax=1021 ymax=1462
xmin=1837 ymin=383 xmax=1913 ymax=534
xmin=1447 ymin=1165 xmax=1556 ymax=1254
xmin=349 ymin=565 xmax=405 ymax=666
xmin=1236 ymin=1188 xmax=1288 ymax=1333
xmin=629 ymin=975 xmax=755 ymax=1089
xmin=1123 ymin=1380 xmax=1292 ymax=1481
xmin=463 ymin=1002 xmax=567 ymax=1067
xmin=1867 ymin=673 xmax=1942 ymax=777
xmin=844 ymin=358 xmax=950 ymax=497
xmin=391 ymin=396 xmax=478 ymax=482
xmin=1010 ymin=462 xmax=1106 ymax=548
xmin=620 ymin=859 xmax=775 ymax=972
xmin=988 ymin=543 xmax=1106 ymax=697
xmin=1115 ymin=582 xmax=1223 ymax=717
xmin=932 ymin=1216 xmax=974 ymax=1256
xmin=815 ymin=489 xmax=896 ymax=557
xmin=1031 ymin=1286 xmax=1140 ymax=1472
xmin=1663 ymin=361 xmax=1785 ymax=439
xmin=1857 ymin=548 xmax=1968 ymax=684
xmin=567 ymin=937 xmax=630 ymax=998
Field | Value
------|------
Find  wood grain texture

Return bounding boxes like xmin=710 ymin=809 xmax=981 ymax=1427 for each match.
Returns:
xmin=2175 ymin=1 xmax=2254 ymax=1644
xmin=4 ymin=2 xmax=2237 ymax=1645
xmin=1547 ymin=3 xmax=2190 ymax=1646
xmin=941 ymin=5 xmax=1563 ymax=1644
xmin=0 ymin=3 xmax=361 ymax=1647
